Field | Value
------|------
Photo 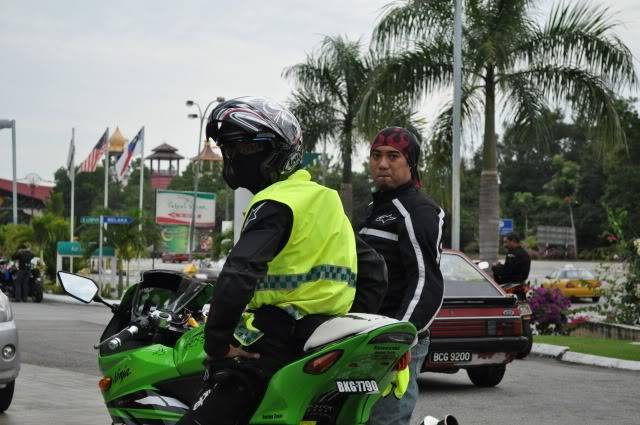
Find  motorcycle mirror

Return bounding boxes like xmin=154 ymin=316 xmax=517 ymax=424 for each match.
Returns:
xmin=57 ymin=271 xmax=99 ymax=304
xmin=477 ymin=261 xmax=490 ymax=270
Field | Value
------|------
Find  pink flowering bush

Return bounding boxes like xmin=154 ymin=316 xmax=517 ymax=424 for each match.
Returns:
xmin=567 ymin=314 xmax=590 ymax=332
xmin=529 ymin=287 xmax=572 ymax=334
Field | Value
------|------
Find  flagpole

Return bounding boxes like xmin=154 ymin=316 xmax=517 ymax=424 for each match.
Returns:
xmin=103 ymin=127 xmax=110 ymax=292
xmin=104 ymin=127 xmax=110 ymax=209
xmin=70 ymin=128 xmax=76 ymax=271
xmin=138 ymin=127 xmax=145 ymax=232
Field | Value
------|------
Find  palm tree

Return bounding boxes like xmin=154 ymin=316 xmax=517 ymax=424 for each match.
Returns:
xmin=369 ymin=0 xmax=636 ymax=261
xmin=284 ymin=36 xmax=373 ymax=217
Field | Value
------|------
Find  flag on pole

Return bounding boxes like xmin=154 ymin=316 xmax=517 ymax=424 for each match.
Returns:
xmin=66 ymin=137 xmax=75 ymax=173
xmin=78 ymin=129 xmax=108 ymax=173
xmin=115 ymin=127 xmax=144 ymax=181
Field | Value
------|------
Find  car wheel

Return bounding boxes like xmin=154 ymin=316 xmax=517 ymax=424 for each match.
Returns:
xmin=592 ymin=296 xmax=600 ymax=303
xmin=516 ymin=320 xmax=533 ymax=359
xmin=0 ymin=381 xmax=15 ymax=412
xmin=466 ymin=365 xmax=506 ymax=387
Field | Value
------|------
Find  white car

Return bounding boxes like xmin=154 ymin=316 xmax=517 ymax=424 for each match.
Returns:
xmin=0 ymin=291 xmax=18 ymax=411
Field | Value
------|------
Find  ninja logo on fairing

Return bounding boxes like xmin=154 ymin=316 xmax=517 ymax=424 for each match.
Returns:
xmin=113 ymin=368 xmax=132 ymax=384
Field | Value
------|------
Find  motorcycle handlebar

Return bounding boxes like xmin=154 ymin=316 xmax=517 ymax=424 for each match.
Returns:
xmin=94 ymin=325 xmax=139 ymax=350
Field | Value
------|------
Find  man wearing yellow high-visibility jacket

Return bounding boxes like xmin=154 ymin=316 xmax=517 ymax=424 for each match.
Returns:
xmin=177 ymin=96 xmax=362 ymax=425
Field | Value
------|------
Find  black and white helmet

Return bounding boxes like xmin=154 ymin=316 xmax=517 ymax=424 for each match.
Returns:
xmin=206 ymin=96 xmax=303 ymax=178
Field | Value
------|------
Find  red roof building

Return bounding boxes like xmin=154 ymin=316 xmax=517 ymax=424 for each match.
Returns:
xmin=0 ymin=178 xmax=53 ymax=202
xmin=0 ymin=178 xmax=54 ymax=222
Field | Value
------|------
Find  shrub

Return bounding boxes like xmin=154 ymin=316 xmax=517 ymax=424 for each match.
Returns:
xmin=593 ymin=207 xmax=640 ymax=326
xmin=529 ymin=287 xmax=572 ymax=335
xmin=567 ymin=314 xmax=590 ymax=333
xmin=595 ymin=248 xmax=640 ymax=326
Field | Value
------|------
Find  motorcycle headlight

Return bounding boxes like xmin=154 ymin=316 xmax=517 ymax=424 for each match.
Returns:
xmin=0 ymin=294 xmax=13 ymax=322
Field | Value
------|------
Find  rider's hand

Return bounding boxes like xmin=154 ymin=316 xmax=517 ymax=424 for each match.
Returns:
xmin=223 ymin=344 xmax=260 ymax=360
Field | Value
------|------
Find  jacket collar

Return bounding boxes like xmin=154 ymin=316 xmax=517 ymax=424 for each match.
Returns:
xmin=372 ymin=181 xmax=416 ymax=203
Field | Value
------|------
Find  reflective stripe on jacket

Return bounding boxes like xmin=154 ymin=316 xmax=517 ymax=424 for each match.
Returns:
xmin=234 ymin=169 xmax=357 ymax=345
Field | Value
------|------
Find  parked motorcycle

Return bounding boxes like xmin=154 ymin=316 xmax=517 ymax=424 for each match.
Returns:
xmin=0 ymin=260 xmax=43 ymax=303
xmin=58 ymin=269 xmax=455 ymax=425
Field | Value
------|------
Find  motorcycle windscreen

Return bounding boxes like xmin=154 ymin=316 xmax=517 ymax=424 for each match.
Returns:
xmin=131 ymin=271 xmax=212 ymax=320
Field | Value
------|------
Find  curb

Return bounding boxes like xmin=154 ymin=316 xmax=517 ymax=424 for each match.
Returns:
xmin=531 ymin=343 xmax=640 ymax=371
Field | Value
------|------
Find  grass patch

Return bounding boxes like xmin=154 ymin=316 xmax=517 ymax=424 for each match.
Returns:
xmin=534 ymin=335 xmax=640 ymax=361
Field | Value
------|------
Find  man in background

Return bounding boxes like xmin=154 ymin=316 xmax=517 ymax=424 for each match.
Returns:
xmin=12 ymin=243 xmax=34 ymax=302
xmin=492 ymin=233 xmax=531 ymax=284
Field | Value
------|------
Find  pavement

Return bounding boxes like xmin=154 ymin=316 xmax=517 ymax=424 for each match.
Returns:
xmin=3 ymin=363 xmax=110 ymax=425
xmin=42 ymin=293 xmax=640 ymax=372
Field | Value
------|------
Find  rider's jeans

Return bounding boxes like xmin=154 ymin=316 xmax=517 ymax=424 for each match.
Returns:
xmin=368 ymin=337 xmax=430 ymax=425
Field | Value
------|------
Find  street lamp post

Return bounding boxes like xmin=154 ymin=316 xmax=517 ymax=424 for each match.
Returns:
xmin=451 ymin=0 xmax=463 ymax=250
xmin=185 ymin=97 xmax=225 ymax=259
xmin=0 ymin=119 xmax=18 ymax=224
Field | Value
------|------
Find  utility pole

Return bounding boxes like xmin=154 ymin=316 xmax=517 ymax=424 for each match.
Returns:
xmin=451 ymin=0 xmax=463 ymax=250
xmin=0 ymin=120 xmax=18 ymax=224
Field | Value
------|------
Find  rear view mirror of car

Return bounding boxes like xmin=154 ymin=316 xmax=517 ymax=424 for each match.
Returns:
xmin=477 ymin=261 xmax=490 ymax=270
xmin=57 ymin=272 xmax=99 ymax=304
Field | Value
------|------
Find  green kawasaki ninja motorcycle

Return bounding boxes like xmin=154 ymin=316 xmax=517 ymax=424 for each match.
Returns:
xmin=57 ymin=269 xmax=445 ymax=425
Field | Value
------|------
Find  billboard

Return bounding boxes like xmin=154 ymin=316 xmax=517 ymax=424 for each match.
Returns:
xmin=155 ymin=189 xmax=216 ymax=227
xmin=159 ymin=226 xmax=214 ymax=254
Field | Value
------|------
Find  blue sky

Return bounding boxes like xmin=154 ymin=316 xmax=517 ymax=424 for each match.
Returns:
xmin=1 ymin=0 xmax=638 ymax=184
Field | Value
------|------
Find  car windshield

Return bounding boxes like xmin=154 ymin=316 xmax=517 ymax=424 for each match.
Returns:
xmin=564 ymin=269 xmax=595 ymax=279
xmin=441 ymin=253 xmax=502 ymax=297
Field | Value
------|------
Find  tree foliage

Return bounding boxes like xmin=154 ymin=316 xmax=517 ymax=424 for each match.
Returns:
xmin=369 ymin=0 xmax=637 ymax=261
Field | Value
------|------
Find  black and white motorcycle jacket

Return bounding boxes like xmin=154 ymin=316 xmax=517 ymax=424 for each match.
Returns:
xmin=358 ymin=182 xmax=445 ymax=337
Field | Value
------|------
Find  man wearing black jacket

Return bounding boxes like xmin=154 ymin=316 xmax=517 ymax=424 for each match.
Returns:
xmin=12 ymin=243 xmax=34 ymax=302
xmin=492 ymin=233 xmax=531 ymax=284
xmin=359 ymin=127 xmax=445 ymax=425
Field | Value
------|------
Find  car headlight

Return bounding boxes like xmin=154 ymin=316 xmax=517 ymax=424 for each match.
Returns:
xmin=0 ymin=294 xmax=13 ymax=322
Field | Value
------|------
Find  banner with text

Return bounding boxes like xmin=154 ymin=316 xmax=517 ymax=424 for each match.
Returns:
xmin=155 ymin=189 xmax=216 ymax=227
xmin=159 ymin=226 xmax=214 ymax=254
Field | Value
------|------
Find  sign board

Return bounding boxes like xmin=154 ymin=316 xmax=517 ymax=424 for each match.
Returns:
xmin=56 ymin=241 xmax=83 ymax=256
xmin=104 ymin=216 xmax=133 ymax=225
xmin=80 ymin=216 xmax=100 ymax=225
xmin=499 ymin=218 xmax=514 ymax=236
xmin=91 ymin=246 xmax=115 ymax=257
xmin=159 ymin=226 xmax=212 ymax=254
xmin=155 ymin=190 xmax=216 ymax=227
xmin=537 ymin=225 xmax=575 ymax=247
xmin=303 ymin=152 xmax=321 ymax=167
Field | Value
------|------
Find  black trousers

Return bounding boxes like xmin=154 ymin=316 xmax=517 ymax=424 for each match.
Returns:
xmin=177 ymin=308 xmax=330 ymax=425
xmin=14 ymin=270 xmax=29 ymax=302
xmin=176 ymin=335 xmax=302 ymax=425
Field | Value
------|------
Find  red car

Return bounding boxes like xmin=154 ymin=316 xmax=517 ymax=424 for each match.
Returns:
xmin=161 ymin=253 xmax=190 ymax=263
xmin=422 ymin=250 xmax=532 ymax=387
